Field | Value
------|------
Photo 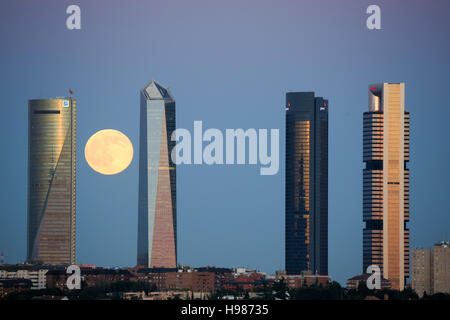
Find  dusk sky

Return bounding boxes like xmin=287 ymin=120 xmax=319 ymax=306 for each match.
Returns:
xmin=1 ymin=0 xmax=449 ymax=285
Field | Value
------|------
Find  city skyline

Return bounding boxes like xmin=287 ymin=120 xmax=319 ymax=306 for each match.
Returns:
xmin=1 ymin=1 xmax=450 ymax=287
xmin=20 ymin=84 xmax=412 ymax=288
xmin=5 ymin=82 xmax=446 ymax=287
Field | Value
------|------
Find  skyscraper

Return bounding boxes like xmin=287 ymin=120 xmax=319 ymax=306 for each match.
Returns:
xmin=363 ymin=83 xmax=410 ymax=290
xmin=28 ymin=98 xmax=76 ymax=265
xmin=138 ymin=80 xmax=177 ymax=268
xmin=285 ymin=92 xmax=328 ymax=275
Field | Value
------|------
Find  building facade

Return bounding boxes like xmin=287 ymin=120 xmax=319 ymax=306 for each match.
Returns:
xmin=138 ymin=80 xmax=177 ymax=268
xmin=411 ymin=242 xmax=450 ymax=296
xmin=0 ymin=265 xmax=50 ymax=289
xmin=432 ymin=241 xmax=450 ymax=295
xmin=28 ymin=98 xmax=76 ymax=265
xmin=223 ymin=271 xmax=270 ymax=291
xmin=0 ymin=279 xmax=33 ymax=297
xmin=46 ymin=268 xmax=132 ymax=290
xmin=133 ymin=267 xmax=233 ymax=294
xmin=285 ymin=92 xmax=328 ymax=275
xmin=411 ymin=247 xmax=432 ymax=296
xmin=363 ymin=83 xmax=410 ymax=290
xmin=275 ymin=272 xmax=330 ymax=289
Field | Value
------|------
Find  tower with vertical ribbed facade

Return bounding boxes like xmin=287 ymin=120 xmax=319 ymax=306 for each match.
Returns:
xmin=285 ymin=92 xmax=328 ymax=275
xmin=28 ymin=98 xmax=76 ymax=265
xmin=363 ymin=83 xmax=410 ymax=290
xmin=138 ymin=80 xmax=177 ymax=268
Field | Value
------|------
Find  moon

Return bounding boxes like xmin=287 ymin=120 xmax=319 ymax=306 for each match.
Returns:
xmin=85 ymin=129 xmax=133 ymax=175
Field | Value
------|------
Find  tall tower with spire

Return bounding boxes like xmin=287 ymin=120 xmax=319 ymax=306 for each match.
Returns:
xmin=137 ymin=80 xmax=177 ymax=268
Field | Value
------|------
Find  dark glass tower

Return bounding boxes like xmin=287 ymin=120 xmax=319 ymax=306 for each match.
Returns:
xmin=285 ymin=92 xmax=328 ymax=275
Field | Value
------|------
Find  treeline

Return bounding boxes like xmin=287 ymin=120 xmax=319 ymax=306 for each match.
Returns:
xmin=2 ymin=280 xmax=450 ymax=300
xmin=212 ymin=280 xmax=450 ymax=300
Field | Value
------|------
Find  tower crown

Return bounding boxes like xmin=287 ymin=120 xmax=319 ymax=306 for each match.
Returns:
xmin=141 ymin=80 xmax=173 ymax=100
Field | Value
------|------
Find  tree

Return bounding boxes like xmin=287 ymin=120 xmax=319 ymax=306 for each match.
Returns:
xmin=273 ymin=279 xmax=288 ymax=300
xmin=327 ymin=281 xmax=344 ymax=300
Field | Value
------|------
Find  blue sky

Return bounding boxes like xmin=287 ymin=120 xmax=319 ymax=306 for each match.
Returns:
xmin=0 ymin=0 xmax=449 ymax=285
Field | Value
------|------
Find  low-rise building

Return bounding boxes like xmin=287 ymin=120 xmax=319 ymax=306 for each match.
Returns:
xmin=346 ymin=273 xmax=391 ymax=290
xmin=46 ymin=267 xmax=132 ymax=290
xmin=133 ymin=267 xmax=177 ymax=291
xmin=276 ymin=271 xmax=330 ymax=289
xmin=133 ymin=266 xmax=233 ymax=294
xmin=223 ymin=270 xmax=271 ymax=291
xmin=0 ymin=278 xmax=33 ymax=297
xmin=166 ymin=271 xmax=215 ymax=293
xmin=0 ymin=264 xmax=55 ymax=289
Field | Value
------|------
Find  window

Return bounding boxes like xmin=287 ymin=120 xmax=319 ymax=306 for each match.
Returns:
xmin=34 ymin=110 xmax=60 ymax=114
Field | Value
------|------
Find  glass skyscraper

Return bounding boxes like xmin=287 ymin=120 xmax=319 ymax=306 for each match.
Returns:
xmin=285 ymin=92 xmax=328 ymax=275
xmin=137 ymin=80 xmax=177 ymax=268
xmin=28 ymin=98 xmax=76 ymax=265
xmin=363 ymin=83 xmax=410 ymax=290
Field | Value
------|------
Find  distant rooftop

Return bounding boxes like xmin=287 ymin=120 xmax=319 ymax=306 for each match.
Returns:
xmin=435 ymin=241 xmax=450 ymax=248
xmin=0 ymin=264 xmax=69 ymax=271
xmin=347 ymin=274 xmax=390 ymax=282
xmin=29 ymin=97 xmax=73 ymax=101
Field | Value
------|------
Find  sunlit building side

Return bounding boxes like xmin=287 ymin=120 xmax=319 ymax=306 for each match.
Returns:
xmin=28 ymin=98 xmax=76 ymax=265
xmin=138 ymin=80 xmax=177 ymax=268
xmin=363 ymin=83 xmax=410 ymax=290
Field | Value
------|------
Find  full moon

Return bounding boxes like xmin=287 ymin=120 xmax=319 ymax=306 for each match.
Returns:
xmin=85 ymin=129 xmax=133 ymax=175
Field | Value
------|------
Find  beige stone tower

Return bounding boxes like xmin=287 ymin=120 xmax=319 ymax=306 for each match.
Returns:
xmin=363 ymin=83 xmax=410 ymax=290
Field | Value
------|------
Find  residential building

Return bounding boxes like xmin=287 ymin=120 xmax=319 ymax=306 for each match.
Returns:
xmin=0 ymin=264 xmax=50 ymax=289
xmin=0 ymin=279 xmax=33 ymax=297
xmin=411 ymin=241 xmax=450 ymax=296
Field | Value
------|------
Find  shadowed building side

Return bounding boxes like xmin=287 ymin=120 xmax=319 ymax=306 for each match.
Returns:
xmin=27 ymin=98 xmax=76 ymax=265
xmin=138 ymin=80 xmax=177 ymax=268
